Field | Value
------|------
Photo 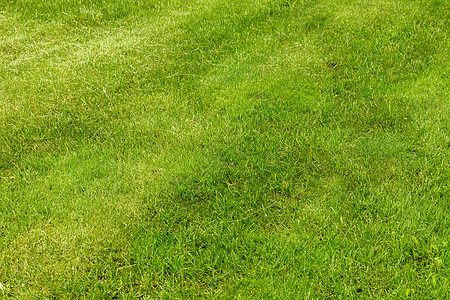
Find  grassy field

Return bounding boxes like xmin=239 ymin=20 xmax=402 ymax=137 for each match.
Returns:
xmin=0 ymin=0 xmax=449 ymax=298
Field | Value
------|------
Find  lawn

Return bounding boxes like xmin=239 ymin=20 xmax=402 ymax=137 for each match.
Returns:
xmin=0 ymin=0 xmax=449 ymax=298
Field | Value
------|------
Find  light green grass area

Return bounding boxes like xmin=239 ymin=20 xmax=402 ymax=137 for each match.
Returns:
xmin=0 ymin=0 xmax=449 ymax=298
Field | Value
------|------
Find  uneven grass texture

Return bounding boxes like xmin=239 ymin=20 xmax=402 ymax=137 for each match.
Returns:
xmin=0 ymin=0 xmax=449 ymax=298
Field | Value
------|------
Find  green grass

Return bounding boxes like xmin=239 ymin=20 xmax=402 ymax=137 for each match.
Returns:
xmin=0 ymin=0 xmax=449 ymax=298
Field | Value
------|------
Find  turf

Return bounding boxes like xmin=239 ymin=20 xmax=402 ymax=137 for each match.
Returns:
xmin=0 ymin=0 xmax=449 ymax=298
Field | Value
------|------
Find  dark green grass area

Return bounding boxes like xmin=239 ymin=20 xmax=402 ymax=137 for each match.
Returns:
xmin=0 ymin=0 xmax=449 ymax=298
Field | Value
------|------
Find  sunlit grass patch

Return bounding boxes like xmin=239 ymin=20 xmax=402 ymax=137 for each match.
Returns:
xmin=0 ymin=0 xmax=449 ymax=298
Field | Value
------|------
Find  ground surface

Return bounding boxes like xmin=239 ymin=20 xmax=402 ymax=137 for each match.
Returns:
xmin=0 ymin=0 xmax=449 ymax=298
